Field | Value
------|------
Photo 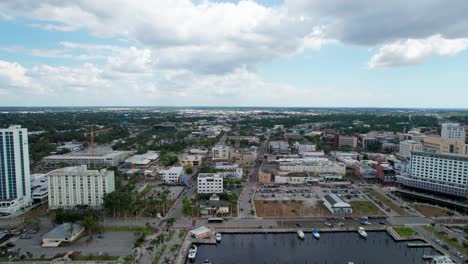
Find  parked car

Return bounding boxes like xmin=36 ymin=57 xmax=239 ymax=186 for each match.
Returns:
xmin=19 ymin=234 xmax=31 ymax=239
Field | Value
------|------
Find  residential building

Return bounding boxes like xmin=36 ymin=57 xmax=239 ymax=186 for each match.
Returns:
xmin=160 ymin=166 xmax=184 ymax=183
xmin=441 ymin=123 xmax=466 ymax=141
xmin=399 ymin=140 xmax=423 ymax=158
xmin=322 ymin=193 xmax=352 ymax=214
xmin=0 ymin=125 xmax=32 ymax=214
xmin=212 ymin=145 xmax=231 ymax=160
xmin=47 ymin=165 xmax=115 ymax=210
xmin=397 ymin=152 xmax=468 ymax=198
xmin=197 ymin=173 xmax=223 ymax=194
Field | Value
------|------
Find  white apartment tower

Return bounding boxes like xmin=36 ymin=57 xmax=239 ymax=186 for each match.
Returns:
xmin=397 ymin=152 xmax=468 ymax=198
xmin=48 ymin=165 xmax=115 ymax=210
xmin=0 ymin=125 xmax=32 ymax=214
xmin=441 ymin=123 xmax=466 ymax=141
xmin=197 ymin=173 xmax=223 ymax=194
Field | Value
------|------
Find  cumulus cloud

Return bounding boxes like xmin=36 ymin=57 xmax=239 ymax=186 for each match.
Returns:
xmin=369 ymin=35 xmax=468 ymax=68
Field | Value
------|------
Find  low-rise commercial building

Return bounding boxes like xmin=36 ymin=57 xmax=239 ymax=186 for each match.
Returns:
xmin=269 ymin=141 xmax=290 ymax=155
xmin=212 ymin=145 xmax=231 ymax=160
xmin=125 ymin=151 xmax=159 ymax=168
xmin=322 ymin=193 xmax=352 ymax=214
xmin=44 ymin=151 xmax=133 ymax=167
xmin=279 ymin=159 xmax=346 ymax=175
xmin=160 ymin=166 xmax=184 ymax=183
xmin=180 ymin=154 xmax=203 ymax=167
xmin=42 ymin=223 xmax=84 ymax=247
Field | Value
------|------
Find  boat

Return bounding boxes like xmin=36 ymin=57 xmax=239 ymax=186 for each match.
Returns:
xmin=358 ymin=227 xmax=367 ymax=238
xmin=297 ymin=230 xmax=305 ymax=239
xmin=188 ymin=245 xmax=197 ymax=261
xmin=312 ymin=229 xmax=320 ymax=239
xmin=203 ymin=260 xmax=211 ymax=264
xmin=215 ymin=233 xmax=222 ymax=242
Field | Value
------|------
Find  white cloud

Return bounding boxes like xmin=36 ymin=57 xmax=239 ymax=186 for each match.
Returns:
xmin=369 ymin=35 xmax=468 ymax=68
xmin=0 ymin=60 xmax=31 ymax=88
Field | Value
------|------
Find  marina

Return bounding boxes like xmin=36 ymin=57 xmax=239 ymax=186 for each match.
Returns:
xmin=185 ymin=231 xmax=440 ymax=264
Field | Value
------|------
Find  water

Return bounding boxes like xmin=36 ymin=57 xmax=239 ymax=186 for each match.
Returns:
xmin=188 ymin=231 xmax=439 ymax=264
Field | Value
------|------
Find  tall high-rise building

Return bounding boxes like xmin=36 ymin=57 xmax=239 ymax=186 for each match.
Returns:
xmin=397 ymin=152 xmax=468 ymax=198
xmin=0 ymin=125 xmax=32 ymax=214
xmin=441 ymin=123 xmax=466 ymax=141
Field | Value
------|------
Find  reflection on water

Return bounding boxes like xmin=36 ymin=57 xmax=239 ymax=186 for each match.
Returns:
xmin=187 ymin=231 xmax=439 ymax=264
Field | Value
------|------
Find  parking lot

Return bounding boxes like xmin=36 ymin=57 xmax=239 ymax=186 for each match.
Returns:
xmin=10 ymin=228 xmax=135 ymax=259
xmin=255 ymin=186 xmax=366 ymax=203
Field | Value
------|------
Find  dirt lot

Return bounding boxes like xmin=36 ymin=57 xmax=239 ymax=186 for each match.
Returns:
xmin=254 ymin=200 xmax=332 ymax=217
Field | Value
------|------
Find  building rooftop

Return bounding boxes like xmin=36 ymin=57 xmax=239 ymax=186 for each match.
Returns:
xmin=323 ymin=193 xmax=350 ymax=208
xmin=125 ymin=151 xmax=159 ymax=165
xmin=43 ymin=223 xmax=83 ymax=239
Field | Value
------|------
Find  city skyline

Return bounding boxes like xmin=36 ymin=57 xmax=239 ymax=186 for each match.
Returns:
xmin=1 ymin=1 xmax=468 ymax=107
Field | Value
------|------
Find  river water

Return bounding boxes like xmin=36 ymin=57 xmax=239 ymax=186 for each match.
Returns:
xmin=188 ymin=231 xmax=439 ymax=264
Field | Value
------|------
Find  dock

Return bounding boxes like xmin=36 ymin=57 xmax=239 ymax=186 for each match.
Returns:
xmin=407 ymin=242 xmax=431 ymax=247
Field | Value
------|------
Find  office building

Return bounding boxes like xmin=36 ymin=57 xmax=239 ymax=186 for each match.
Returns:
xmin=338 ymin=135 xmax=358 ymax=149
xmin=160 ymin=166 xmax=184 ymax=183
xmin=0 ymin=125 xmax=32 ymax=214
xmin=212 ymin=145 xmax=231 ymax=160
xmin=399 ymin=140 xmax=423 ymax=158
xmin=48 ymin=166 xmax=115 ymax=210
xmin=197 ymin=173 xmax=223 ymax=194
xmin=441 ymin=123 xmax=466 ymax=141
xmin=397 ymin=152 xmax=468 ymax=198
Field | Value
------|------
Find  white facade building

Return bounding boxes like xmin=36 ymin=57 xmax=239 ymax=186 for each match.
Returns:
xmin=294 ymin=142 xmax=316 ymax=153
xmin=441 ymin=123 xmax=466 ymax=141
xmin=0 ymin=125 xmax=32 ymax=215
xmin=212 ymin=145 xmax=231 ymax=160
xmin=399 ymin=140 xmax=423 ymax=158
xmin=160 ymin=166 xmax=183 ymax=183
xmin=397 ymin=152 xmax=468 ymax=198
xmin=197 ymin=173 xmax=223 ymax=194
xmin=48 ymin=166 xmax=115 ymax=210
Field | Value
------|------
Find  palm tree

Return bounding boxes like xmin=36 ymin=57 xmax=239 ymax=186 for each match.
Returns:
xmin=162 ymin=257 xmax=171 ymax=264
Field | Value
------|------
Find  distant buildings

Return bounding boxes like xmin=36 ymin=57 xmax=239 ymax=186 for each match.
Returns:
xmin=269 ymin=141 xmax=290 ymax=155
xmin=399 ymin=140 xmax=423 ymax=158
xmin=279 ymin=159 xmax=346 ymax=175
xmin=47 ymin=165 xmax=115 ymax=210
xmin=338 ymin=135 xmax=358 ymax=149
xmin=197 ymin=173 xmax=223 ymax=194
xmin=294 ymin=142 xmax=316 ymax=154
xmin=44 ymin=151 xmax=133 ymax=167
xmin=322 ymin=193 xmax=352 ymax=214
xmin=441 ymin=123 xmax=466 ymax=141
xmin=0 ymin=125 xmax=33 ymax=214
xmin=397 ymin=152 xmax=468 ymax=198
xmin=160 ymin=166 xmax=184 ymax=183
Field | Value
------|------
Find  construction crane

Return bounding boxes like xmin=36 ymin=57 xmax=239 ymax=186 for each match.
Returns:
xmin=84 ymin=127 xmax=113 ymax=156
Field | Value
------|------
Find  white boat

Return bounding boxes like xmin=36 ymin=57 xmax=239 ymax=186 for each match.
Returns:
xmin=188 ymin=245 xmax=197 ymax=261
xmin=312 ymin=229 xmax=320 ymax=239
xmin=203 ymin=260 xmax=211 ymax=264
xmin=215 ymin=233 xmax=222 ymax=242
xmin=358 ymin=227 xmax=367 ymax=238
xmin=297 ymin=230 xmax=305 ymax=239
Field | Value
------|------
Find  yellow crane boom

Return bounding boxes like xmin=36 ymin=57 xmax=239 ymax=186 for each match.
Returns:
xmin=84 ymin=127 xmax=112 ymax=156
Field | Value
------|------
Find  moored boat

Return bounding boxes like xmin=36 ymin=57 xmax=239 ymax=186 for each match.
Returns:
xmin=297 ymin=230 xmax=305 ymax=239
xmin=312 ymin=229 xmax=320 ymax=239
xmin=216 ymin=233 xmax=222 ymax=242
xmin=358 ymin=226 xmax=367 ymax=238
xmin=188 ymin=245 xmax=197 ymax=261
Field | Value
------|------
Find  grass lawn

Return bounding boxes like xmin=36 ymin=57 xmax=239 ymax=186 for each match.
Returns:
xmin=413 ymin=204 xmax=452 ymax=217
xmin=422 ymin=226 xmax=468 ymax=255
xmin=350 ymin=201 xmax=384 ymax=216
xmin=393 ymin=226 xmax=418 ymax=237
xmin=368 ymin=189 xmax=407 ymax=215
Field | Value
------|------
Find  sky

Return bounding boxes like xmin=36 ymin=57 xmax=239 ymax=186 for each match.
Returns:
xmin=1 ymin=0 xmax=468 ymax=108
